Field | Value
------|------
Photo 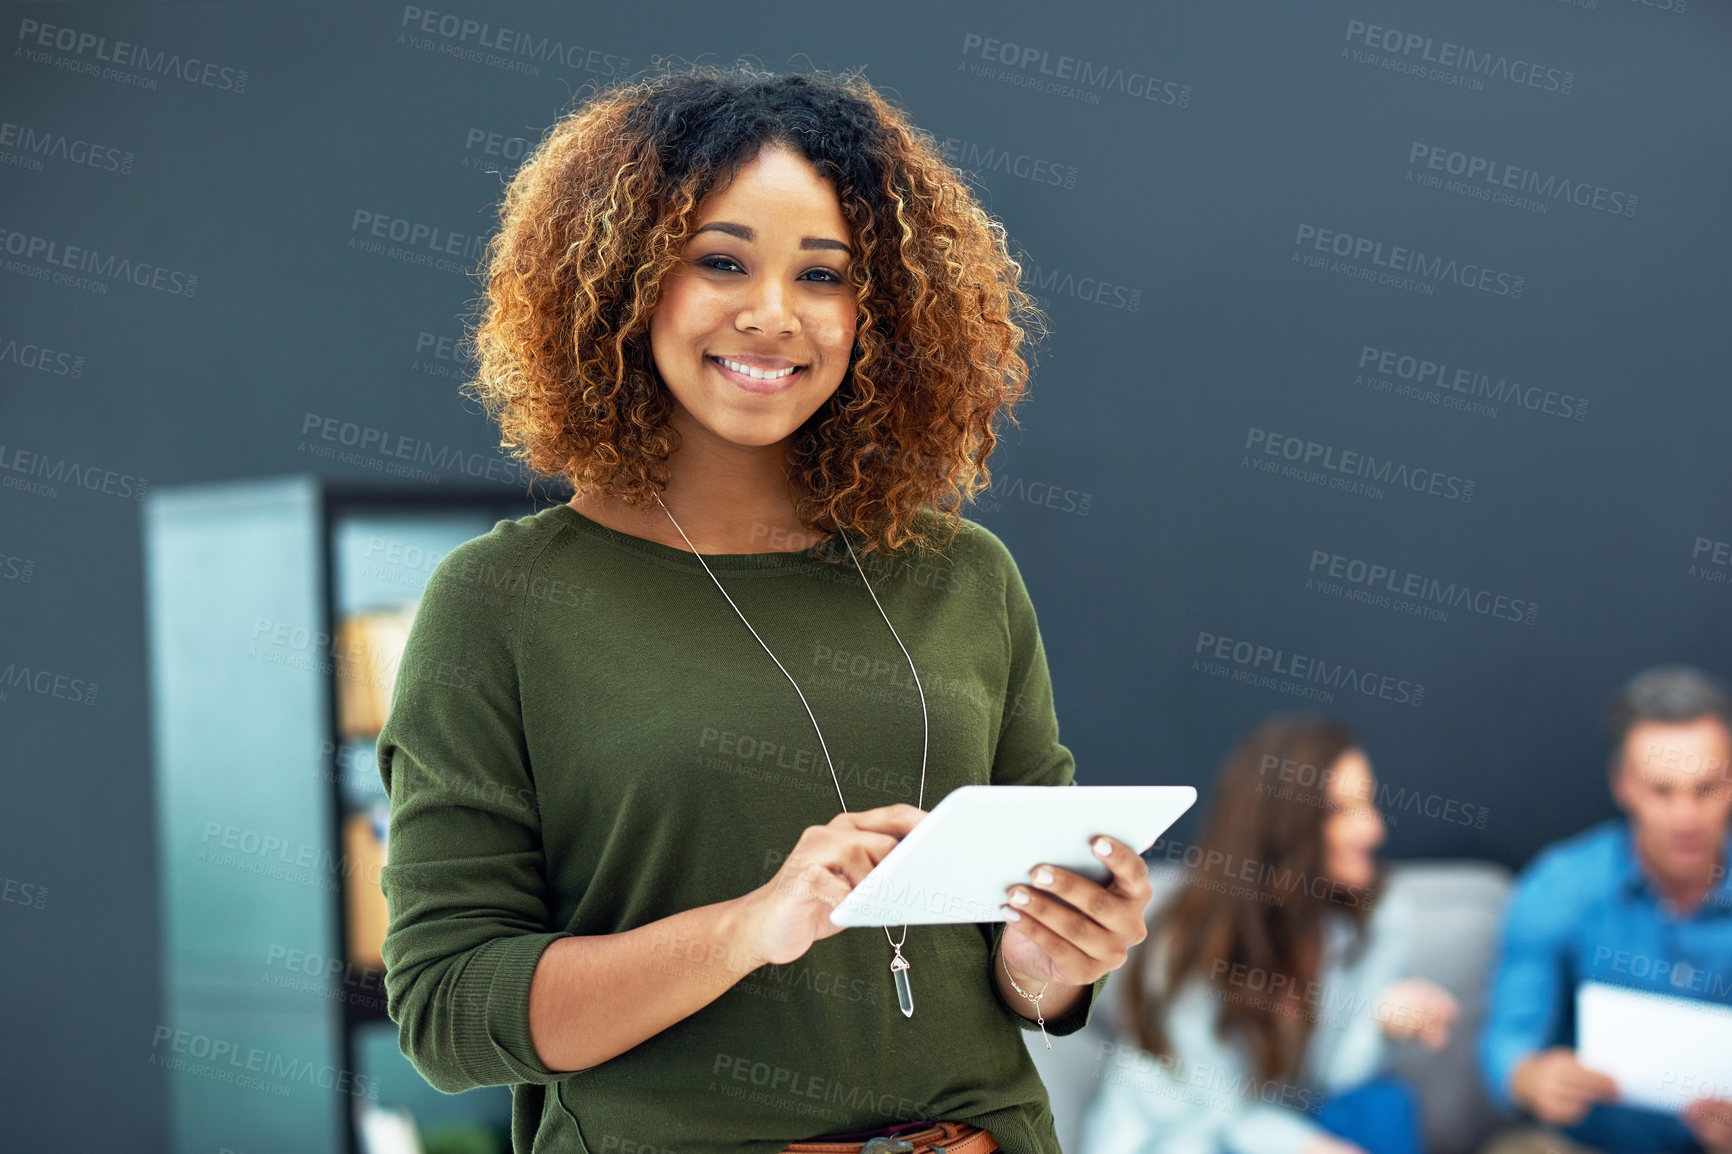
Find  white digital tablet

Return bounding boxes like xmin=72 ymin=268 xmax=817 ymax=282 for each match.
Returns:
xmin=828 ymin=784 xmax=1198 ymax=927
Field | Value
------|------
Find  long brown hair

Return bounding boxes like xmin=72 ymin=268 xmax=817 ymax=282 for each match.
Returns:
xmin=1124 ymin=715 xmax=1382 ymax=1082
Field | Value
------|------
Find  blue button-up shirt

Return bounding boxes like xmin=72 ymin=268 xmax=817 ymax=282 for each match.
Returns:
xmin=1480 ymin=819 xmax=1732 ymax=1154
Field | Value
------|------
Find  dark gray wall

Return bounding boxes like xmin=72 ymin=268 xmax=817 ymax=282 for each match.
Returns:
xmin=4 ymin=0 xmax=1729 ymax=1148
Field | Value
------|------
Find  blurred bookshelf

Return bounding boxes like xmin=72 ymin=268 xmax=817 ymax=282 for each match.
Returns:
xmin=144 ymin=475 xmax=567 ymax=1154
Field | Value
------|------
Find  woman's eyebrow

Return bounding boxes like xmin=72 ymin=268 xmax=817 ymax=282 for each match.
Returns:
xmin=692 ymin=220 xmax=852 ymax=255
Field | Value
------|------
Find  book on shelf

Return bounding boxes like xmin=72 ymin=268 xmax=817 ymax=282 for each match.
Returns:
xmin=335 ymin=604 xmax=418 ymax=737
xmin=344 ymin=802 xmax=390 ymax=971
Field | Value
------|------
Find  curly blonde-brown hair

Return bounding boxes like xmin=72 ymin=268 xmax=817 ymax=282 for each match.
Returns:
xmin=462 ymin=63 xmax=1048 ymax=558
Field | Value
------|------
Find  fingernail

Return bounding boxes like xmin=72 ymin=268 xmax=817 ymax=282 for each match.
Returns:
xmin=1011 ymin=889 xmax=1030 ymax=905
xmin=1002 ymin=905 xmax=1021 ymax=921
xmin=1095 ymin=838 xmax=1112 ymax=856
xmin=1033 ymin=868 xmax=1054 ymax=885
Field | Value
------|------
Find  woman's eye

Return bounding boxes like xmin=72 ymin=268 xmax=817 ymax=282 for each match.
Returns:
xmin=693 ymin=256 xmax=845 ymax=283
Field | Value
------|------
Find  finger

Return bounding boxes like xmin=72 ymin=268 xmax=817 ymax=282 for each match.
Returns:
xmin=1001 ymin=898 xmax=1095 ymax=978
xmin=1023 ymin=862 xmax=1147 ymax=941
xmin=846 ymin=831 xmax=912 ymax=876
xmin=801 ymin=833 xmax=901 ymax=895
xmin=1005 ymin=880 xmax=1123 ymax=964
xmin=1085 ymin=834 xmax=1152 ymax=897
xmin=1684 ymin=1098 xmax=1732 ymax=1136
xmin=853 ymin=829 xmax=909 ymax=866
xmin=776 ymin=859 xmax=851 ymax=908
xmin=790 ymin=829 xmax=902 ymax=877
xmin=1681 ymin=1101 xmax=1723 ymax=1139
xmin=842 ymin=804 xmax=928 ymax=837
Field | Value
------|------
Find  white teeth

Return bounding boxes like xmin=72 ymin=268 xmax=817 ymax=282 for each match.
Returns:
xmin=715 ymin=356 xmax=797 ymax=381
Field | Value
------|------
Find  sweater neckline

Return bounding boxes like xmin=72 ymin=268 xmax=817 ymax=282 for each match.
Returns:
xmin=549 ymin=502 xmax=846 ymax=574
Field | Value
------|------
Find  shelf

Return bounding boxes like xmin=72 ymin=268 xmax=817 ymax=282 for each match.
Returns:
xmin=147 ymin=476 xmax=550 ymax=1154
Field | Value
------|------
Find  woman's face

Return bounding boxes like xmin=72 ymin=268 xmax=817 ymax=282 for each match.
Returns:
xmin=1322 ymin=747 xmax=1386 ymax=890
xmin=648 ymin=143 xmax=858 ymax=455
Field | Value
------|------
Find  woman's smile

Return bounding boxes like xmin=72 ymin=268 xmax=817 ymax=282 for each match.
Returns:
xmin=707 ymin=353 xmax=808 ymax=394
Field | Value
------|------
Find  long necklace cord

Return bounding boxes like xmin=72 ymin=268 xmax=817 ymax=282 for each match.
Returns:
xmin=652 ymin=493 xmax=930 ymax=962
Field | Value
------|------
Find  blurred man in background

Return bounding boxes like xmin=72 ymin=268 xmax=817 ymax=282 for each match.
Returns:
xmin=1480 ymin=665 xmax=1732 ymax=1154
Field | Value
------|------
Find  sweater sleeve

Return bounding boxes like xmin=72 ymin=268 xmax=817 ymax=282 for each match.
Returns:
xmin=977 ymin=525 xmax=1111 ymax=1037
xmin=374 ymin=534 xmax=574 ymax=1093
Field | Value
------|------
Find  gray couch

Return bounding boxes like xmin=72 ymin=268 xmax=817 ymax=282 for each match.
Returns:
xmin=1022 ymin=860 xmax=1515 ymax=1154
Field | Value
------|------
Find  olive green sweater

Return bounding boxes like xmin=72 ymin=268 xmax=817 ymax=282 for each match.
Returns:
xmin=376 ymin=503 xmax=1109 ymax=1154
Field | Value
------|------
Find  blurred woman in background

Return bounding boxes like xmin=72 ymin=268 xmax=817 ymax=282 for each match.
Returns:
xmin=1078 ymin=715 xmax=1459 ymax=1154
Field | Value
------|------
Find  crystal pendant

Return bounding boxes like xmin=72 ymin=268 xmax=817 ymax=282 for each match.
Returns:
xmin=890 ymin=949 xmax=913 ymax=1018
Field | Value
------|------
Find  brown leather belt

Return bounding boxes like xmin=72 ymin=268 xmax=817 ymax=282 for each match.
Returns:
xmin=778 ymin=1120 xmax=999 ymax=1154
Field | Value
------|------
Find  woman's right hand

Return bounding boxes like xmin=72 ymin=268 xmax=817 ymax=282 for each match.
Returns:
xmin=735 ymin=803 xmax=927 ymax=967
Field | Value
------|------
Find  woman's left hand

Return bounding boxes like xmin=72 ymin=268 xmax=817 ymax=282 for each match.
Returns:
xmin=999 ymin=834 xmax=1154 ymax=989
xmin=1375 ymin=978 xmax=1459 ymax=1049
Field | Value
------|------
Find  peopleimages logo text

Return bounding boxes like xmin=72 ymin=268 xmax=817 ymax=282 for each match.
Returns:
xmin=1194 ymin=631 xmax=1425 ymax=707
xmin=1343 ymin=20 xmax=1573 ymax=94
xmin=398 ymin=6 xmax=629 ymax=74
xmin=0 ymin=120 xmax=133 ymax=174
xmin=1308 ymin=551 xmax=1538 ymax=625
xmin=15 ymin=18 xmax=250 ymax=92
xmin=1245 ymin=428 xmax=1475 ymax=503
xmin=960 ymin=33 xmax=1191 ymax=106
xmin=0 ymin=443 xmax=146 ymax=500
xmin=1407 ymin=143 xmax=1636 ymax=218
xmin=0 ymin=227 xmax=198 ymax=296
xmin=1358 ymin=346 xmax=1586 ymax=421
xmin=1294 ymin=225 xmax=1523 ymax=298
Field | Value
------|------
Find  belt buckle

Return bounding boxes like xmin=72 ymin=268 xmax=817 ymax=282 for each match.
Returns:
xmin=860 ymin=1139 xmax=915 ymax=1154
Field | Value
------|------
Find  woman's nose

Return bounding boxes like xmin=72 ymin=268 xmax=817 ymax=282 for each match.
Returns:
xmin=737 ymin=277 xmax=798 ymax=335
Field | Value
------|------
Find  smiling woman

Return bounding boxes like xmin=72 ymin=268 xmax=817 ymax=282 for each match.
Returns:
xmin=373 ymin=64 xmax=1147 ymax=1154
